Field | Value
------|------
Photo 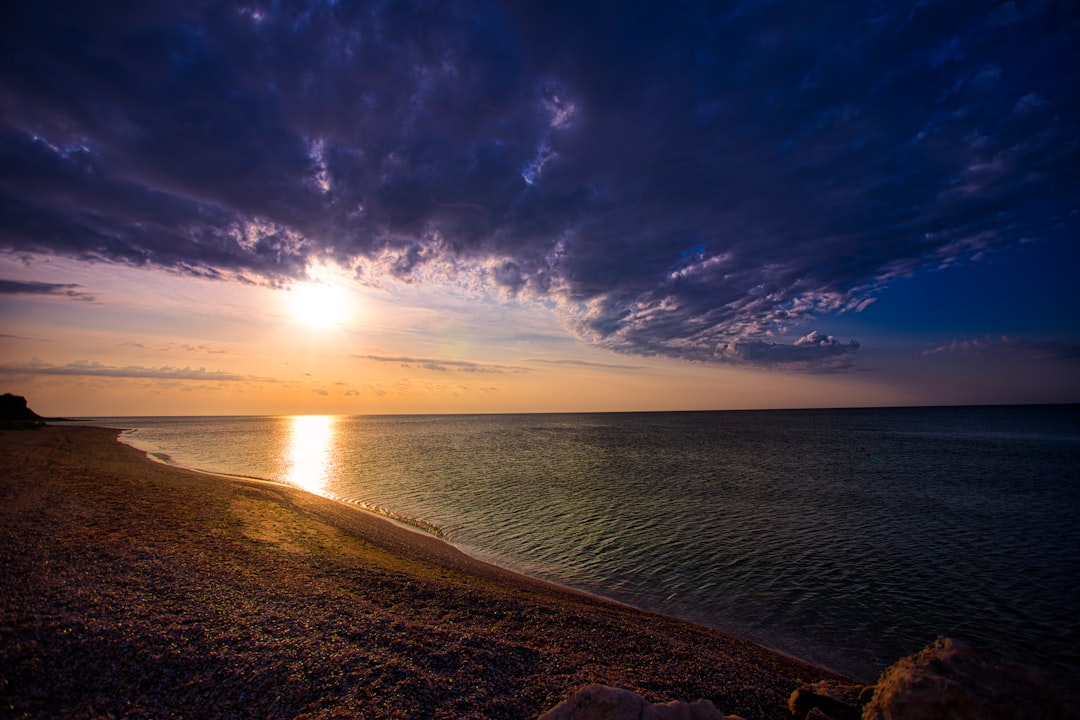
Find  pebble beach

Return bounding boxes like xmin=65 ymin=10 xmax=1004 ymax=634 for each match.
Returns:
xmin=1 ymin=426 xmax=848 ymax=719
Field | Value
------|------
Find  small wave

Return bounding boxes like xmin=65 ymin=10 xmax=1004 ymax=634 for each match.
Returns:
xmin=344 ymin=499 xmax=446 ymax=539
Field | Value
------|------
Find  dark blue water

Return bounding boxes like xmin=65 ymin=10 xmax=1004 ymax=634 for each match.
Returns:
xmin=86 ymin=405 xmax=1080 ymax=689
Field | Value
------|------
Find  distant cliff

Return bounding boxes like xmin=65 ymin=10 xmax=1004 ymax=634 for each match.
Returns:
xmin=0 ymin=394 xmax=44 ymax=421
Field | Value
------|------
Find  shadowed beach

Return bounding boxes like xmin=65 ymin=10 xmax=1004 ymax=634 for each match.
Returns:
xmin=0 ymin=425 xmax=847 ymax=719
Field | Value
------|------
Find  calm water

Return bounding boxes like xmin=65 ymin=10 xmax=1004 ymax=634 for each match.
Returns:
xmin=79 ymin=406 xmax=1080 ymax=687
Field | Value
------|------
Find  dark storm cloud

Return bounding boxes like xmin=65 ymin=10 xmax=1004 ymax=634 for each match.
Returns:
xmin=1 ymin=1 xmax=1076 ymax=368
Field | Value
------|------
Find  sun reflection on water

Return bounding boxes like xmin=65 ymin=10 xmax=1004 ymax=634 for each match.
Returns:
xmin=285 ymin=415 xmax=337 ymax=494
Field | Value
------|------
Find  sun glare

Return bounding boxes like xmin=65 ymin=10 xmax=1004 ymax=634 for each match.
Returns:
xmin=285 ymin=282 xmax=350 ymax=327
xmin=285 ymin=415 xmax=336 ymax=494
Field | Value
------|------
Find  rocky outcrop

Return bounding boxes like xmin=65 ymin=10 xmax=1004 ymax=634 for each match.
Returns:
xmin=785 ymin=637 xmax=1068 ymax=720
xmin=0 ymin=393 xmax=43 ymax=420
xmin=538 ymin=684 xmax=744 ymax=720
xmin=862 ymin=637 xmax=1066 ymax=720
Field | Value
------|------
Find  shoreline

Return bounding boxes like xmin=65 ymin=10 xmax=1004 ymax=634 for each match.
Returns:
xmin=1 ymin=425 xmax=850 ymax=719
xmin=132 ymin=439 xmax=444 ymax=535
xmin=133 ymin=435 xmax=680 ymax=608
xmin=115 ymin=422 xmax=845 ymax=679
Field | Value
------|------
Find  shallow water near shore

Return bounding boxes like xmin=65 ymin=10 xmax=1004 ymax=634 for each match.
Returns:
xmin=78 ymin=405 xmax=1080 ymax=686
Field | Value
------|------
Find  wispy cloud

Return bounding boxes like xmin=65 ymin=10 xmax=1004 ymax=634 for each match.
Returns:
xmin=528 ymin=358 xmax=644 ymax=371
xmin=0 ymin=358 xmax=275 ymax=382
xmin=922 ymin=336 xmax=1080 ymax=361
xmin=0 ymin=279 xmax=95 ymax=302
xmin=355 ymin=354 xmax=529 ymax=374
xmin=0 ymin=333 xmax=48 ymax=341
xmin=118 ymin=341 xmax=231 ymax=355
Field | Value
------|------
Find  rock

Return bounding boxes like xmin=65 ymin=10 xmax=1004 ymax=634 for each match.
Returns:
xmin=539 ymin=685 xmax=646 ymax=720
xmin=787 ymin=680 xmax=870 ymax=720
xmin=0 ymin=393 xmax=43 ymax=420
xmin=644 ymin=698 xmax=723 ymax=720
xmin=788 ymin=686 xmax=862 ymax=720
xmin=862 ymin=637 xmax=1067 ymax=720
xmin=539 ymin=684 xmax=742 ymax=720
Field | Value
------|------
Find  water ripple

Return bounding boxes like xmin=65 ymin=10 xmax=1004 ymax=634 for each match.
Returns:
xmin=104 ymin=406 xmax=1080 ymax=690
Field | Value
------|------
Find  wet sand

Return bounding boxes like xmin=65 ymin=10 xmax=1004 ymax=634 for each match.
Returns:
xmin=0 ymin=425 xmax=848 ymax=719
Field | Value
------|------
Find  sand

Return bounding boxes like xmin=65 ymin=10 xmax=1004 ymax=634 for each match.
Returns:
xmin=0 ymin=425 xmax=848 ymax=719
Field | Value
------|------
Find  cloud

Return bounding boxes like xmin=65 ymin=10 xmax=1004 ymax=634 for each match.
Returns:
xmin=710 ymin=331 xmax=861 ymax=372
xmin=0 ymin=333 xmax=47 ymax=341
xmin=528 ymin=358 xmax=644 ymax=371
xmin=356 ymin=354 xmax=529 ymax=374
xmin=119 ymin=341 xmax=231 ymax=355
xmin=0 ymin=358 xmax=275 ymax=382
xmin=0 ymin=278 xmax=95 ymax=301
xmin=922 ymin=336 xmax=1080 ymax=361
xmin=1 ymin=2 xmax=1076 ymax=368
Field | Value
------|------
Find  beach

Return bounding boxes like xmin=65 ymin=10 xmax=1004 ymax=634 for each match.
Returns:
xmin=1 ymin=425 xmax=848 ymax=719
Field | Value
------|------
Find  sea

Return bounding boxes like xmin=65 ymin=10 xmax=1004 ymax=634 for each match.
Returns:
xmin=75 ymin=405 xmax=1080 ymax=690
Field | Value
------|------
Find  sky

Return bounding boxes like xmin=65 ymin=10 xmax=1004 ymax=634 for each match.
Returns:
xmin=1 ymin=1 xmax=1078 ymax=416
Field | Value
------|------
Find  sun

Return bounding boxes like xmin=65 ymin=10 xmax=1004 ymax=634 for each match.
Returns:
xmin=284 ymin=282 xmax=351 ymax=328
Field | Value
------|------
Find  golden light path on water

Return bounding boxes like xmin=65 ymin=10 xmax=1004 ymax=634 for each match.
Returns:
xmin=284 ymin=415 xmax=337 ymax=494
